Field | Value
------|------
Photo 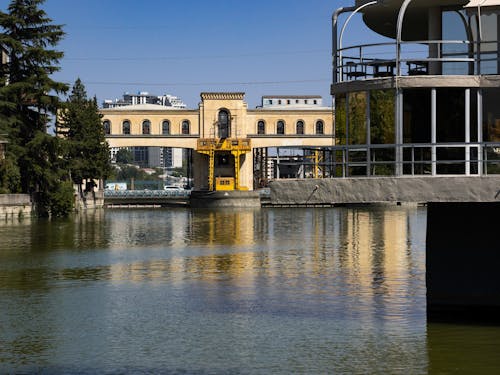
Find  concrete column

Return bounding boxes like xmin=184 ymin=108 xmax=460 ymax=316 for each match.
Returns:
xmin=428 ymin=7 xmax=442 ymax=75
xmin=426 ymin=202 xmax=500 ymax=322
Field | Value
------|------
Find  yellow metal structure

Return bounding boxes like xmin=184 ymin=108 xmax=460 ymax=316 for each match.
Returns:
xmin=216 ymin=177 xmax=235 ymax=190
xmin=197 ymin=138 xmax=251 ymax=191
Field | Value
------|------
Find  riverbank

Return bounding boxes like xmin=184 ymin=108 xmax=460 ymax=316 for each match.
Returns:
xmin=0 ymin=194 xmax=32 ymax=219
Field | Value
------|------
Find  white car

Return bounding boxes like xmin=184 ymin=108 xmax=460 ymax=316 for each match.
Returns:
xmin=164 ymin=185 xmax=183 ymax=191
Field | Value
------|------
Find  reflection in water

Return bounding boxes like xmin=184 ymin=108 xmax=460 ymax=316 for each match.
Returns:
xmin=0 ymin=206 xmax=490 ymax=374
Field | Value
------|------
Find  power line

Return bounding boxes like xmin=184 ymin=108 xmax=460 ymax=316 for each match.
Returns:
xmin=77 ymin=79 xmax=330 ymax=87
xmin=63 ymin=49 xmax=328 ymax=62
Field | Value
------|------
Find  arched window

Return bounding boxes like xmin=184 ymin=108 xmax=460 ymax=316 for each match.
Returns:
xmin=182 ymin=120 xmax=190 ymax=135
xmin=162 ymin=120 xmax=170 ymax=135
xmin=218 ymin=109 xmax=231 ymax=138
xmin=142 ymin=120 xmax=151 ymax=135
xmin=296 ymin=120 xmax=304 ymax=135
xmin=277 ymin=120 xmax=285 ymax=135
xmin=316 ymin=120 xmax=324 ymax=135
xmin=257 ymin=120 xmax=265 ymax=135
xmin=122 ymin=120 xmax=130 ymax=135
xmin=103 ymin=120 xmax=111 ymax=135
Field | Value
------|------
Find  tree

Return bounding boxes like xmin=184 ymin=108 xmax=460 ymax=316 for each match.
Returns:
xmin=115 ymin=148 xmax=134 ymax=164
xmin=59 ymin=78 xmax=111 ymax=194
xmin=0 ymin=0 xmax=69 ymax=215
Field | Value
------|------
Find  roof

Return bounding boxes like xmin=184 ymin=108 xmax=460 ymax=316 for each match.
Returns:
xmin=262 ymin=95 xmax=322 ymax=99
xmin=464 ymin=0 xmax=500 ymax=6
xmin=101 ymin=103 xmax=185 ymax=111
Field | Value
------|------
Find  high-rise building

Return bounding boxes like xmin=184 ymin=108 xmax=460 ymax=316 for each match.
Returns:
xmin=103 ymin=91 xmax=186 ymax=109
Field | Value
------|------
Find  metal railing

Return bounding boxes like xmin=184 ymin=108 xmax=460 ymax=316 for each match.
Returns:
xmin=335 ymin=40 xmax=499 ymax=83
xmin=104 ymin=189 xmax=191 ymax=198
xmin=318 ymin=142 xmax=500 ymax=177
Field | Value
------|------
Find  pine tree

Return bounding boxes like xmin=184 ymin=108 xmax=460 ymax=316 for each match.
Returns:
xmin=59 ymin=78 xmax=111 ymax=194
xmin=0 ymin=0 xmax=68 ymax=213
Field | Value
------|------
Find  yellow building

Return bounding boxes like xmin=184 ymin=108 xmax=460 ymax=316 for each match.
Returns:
xmin=101 ymin=92 xmax=333 ymax=191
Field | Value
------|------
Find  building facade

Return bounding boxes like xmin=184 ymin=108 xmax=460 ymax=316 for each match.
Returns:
xmin=101 ymin=93 xmax=334 ymax=191
xmin=332 ymin=0 xmax=500 ymax=178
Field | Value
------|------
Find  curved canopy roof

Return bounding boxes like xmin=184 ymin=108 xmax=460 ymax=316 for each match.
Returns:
xmin=464 ymin=0 xmax=500 ymax=6
xmin=354 ymin=0 xmax=470 ymax=40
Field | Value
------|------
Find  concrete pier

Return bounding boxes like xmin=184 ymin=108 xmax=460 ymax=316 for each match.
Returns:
xmin=426 ymin=202 xmax=500 ymax=322
xmin=268 ymin=177 xmax=500 ymax=206
xmin=190 ymin=190 xmax=261 ymax=208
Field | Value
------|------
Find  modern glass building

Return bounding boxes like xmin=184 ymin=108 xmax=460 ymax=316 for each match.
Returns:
xmin=332 ymin=0 xmax=500 ymax=177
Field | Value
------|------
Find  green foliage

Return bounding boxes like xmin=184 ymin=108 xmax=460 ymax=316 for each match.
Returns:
xmin=0 ymin=156 xmax=21 ymax=193
xmin=115 ymin=148 xmax=133 ymax=164
xmin=0 ymin=0 xmax=71 ymax=216
xmin=111 ymin=165 xmax=163 ymax=182
xmin=58 ymin=78 xmax=112 ymax=185
xmin=49 ymin=180 xmax=74 ymax=218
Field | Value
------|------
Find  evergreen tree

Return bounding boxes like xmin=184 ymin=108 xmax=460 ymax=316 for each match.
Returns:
xmin=0 ymin=0 xmax=69 ymax=214
xmin=59 ymin=78 xmax=111 ymax=193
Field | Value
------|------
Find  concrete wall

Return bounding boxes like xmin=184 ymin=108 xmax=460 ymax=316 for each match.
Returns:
xmin=0 ymin=194 xmax=33 ymax=218
xmin=426 ymin=202 xmax=500 ymax=322
xmin=268 ymin=176 xmax=500 ymax=205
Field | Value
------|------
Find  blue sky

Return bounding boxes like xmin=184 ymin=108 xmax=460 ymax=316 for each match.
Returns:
xmin=32 ymin=0 xmax=361 ymax=108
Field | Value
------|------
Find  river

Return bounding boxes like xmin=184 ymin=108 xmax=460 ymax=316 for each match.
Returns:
xmin=1 ymin=206 xmax=499 ymax=374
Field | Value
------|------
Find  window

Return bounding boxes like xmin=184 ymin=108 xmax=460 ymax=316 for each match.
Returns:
xmin=296 ymin=120 xmax=304 ymax=135
xmin=122 ymin=120 xmax=130 ymax=135
xmin=257 ymin=120 xmax=265 ymax=135
xmin=277 ymin=120 xmax=285 ymax=135
xmin=269 ymin=100 xmax=273 ymax=105
xmin=287 ymin=100 xmax=291 ymax=105
xmin=162 ymin=120 xmax=170 ymax=135
xmin=316 ymin=120 xmax=324 ymax=135
xmin=142 ymin=120 xmax=151 ymax=135
xmin=305 ymin=100 xmax=308 ymax=104
xmin=314 ymin=100 xmax=318 ymax=105
xmin=182 ymin=120 xmax=190 ymax=135
xmin=218 ymin=109 xmax=230 ymax=138
xmin=278 ymin=100 xmax=282 ymax=105
xmin=103 ymin=120 xmax=111 ymax=135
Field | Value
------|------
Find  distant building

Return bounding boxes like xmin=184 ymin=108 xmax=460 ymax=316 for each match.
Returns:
xmin=1 ymin=45 xmax=9 ymax=85
xmin=103 ymin=91 xmax=186 ymax=109
xmin=101 ymin=92 xmax=334 ymax=190
xmin=104 ymin=91 xmax=187 ymax=169
xmin=259 ymin=95 xmax=326 ymax=109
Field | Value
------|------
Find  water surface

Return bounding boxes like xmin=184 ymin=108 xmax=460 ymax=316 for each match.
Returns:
xmin=1 ymin=207 xmax=499 ymax=374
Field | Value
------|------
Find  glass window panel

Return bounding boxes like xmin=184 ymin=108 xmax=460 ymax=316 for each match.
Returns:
xmin=437 ymin=88 xmax=465 ymax=143
xmin=335 ymin=93 xmax=347 ymax=145
xmin=316 ymin=120 xmax=324 ymax=135
xmin=403 ymin=89 xmax=431 ymax=143
xmin=296 ymin=120 xmax=304 ymax=135
xmin=162 ymin=120 xmax=170 ymax=135
xmin=482 ymin=88 xmax=500 ymax=143
xmin=182 ymin=120 xmax=190 ymax=135
xmin=370 ymin=90 xmax=395 ymax=145
xmin=348 ymin=92 xmax=367 ymax=145
xmin=257 ymin=120 xmax=265 ymax=135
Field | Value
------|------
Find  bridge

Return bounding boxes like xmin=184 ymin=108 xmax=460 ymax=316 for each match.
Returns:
xmin=101 ymin=93 xmax=334 ymax=192
xmin=103 ymin=189 xmax=191 ymax=207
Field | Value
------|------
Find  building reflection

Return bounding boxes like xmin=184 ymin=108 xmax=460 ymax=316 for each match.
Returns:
xmin=103 ymin=206 xmax=425 ymax=319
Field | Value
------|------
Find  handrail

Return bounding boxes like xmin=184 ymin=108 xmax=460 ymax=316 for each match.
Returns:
xmin=335 ymin=39 xmax=500 ymax=82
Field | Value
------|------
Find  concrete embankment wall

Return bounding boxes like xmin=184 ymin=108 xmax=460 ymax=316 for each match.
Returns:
xmin=0 ymin=194 xmax=33 ymax=218
xmin=269 ymin=176 xmax=500 ymax=205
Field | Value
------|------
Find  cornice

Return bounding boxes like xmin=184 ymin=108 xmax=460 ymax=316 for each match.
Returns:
xmin=200 ymin=92 xmax=245 ymax=101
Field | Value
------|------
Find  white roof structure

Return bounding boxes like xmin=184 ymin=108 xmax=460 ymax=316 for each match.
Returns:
xmin=102 ymin=103 xmax=184 ymax=111
xmin=464 ymin=0 xmax=500 ymax=7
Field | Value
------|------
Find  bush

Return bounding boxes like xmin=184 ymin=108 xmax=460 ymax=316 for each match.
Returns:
xmin=49 ymin=180 xmax=75 ymax=217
